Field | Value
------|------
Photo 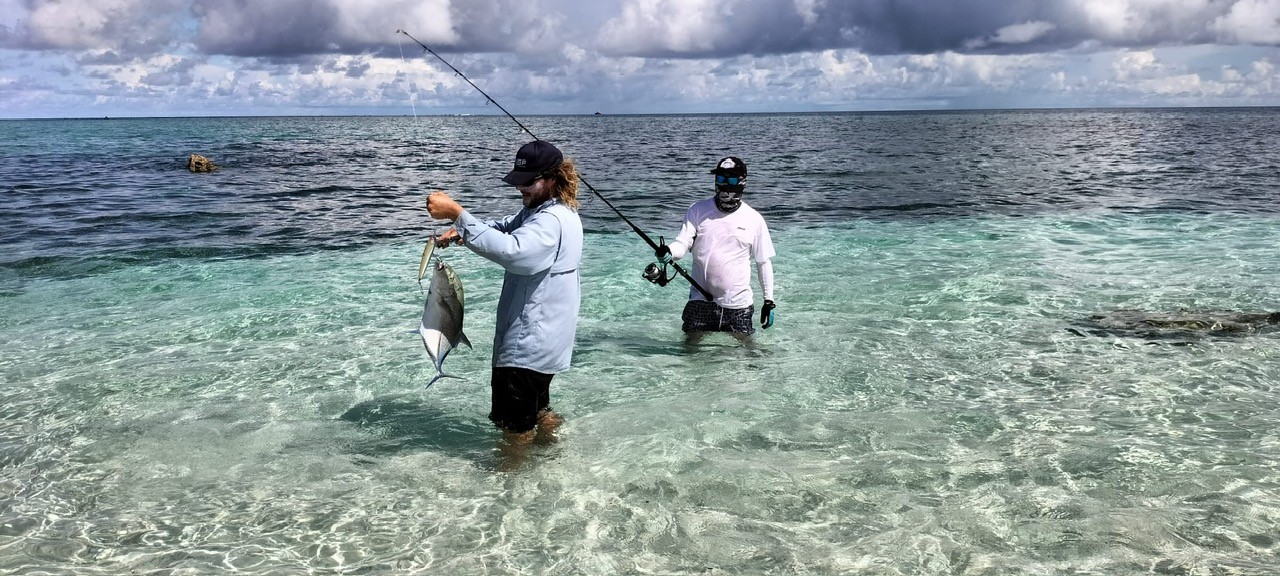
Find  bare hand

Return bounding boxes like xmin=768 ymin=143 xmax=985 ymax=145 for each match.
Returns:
xmin=435 ymin=227 xmax=463 ymax=248
xmin=427 ymin=191 xmax=464 ymax=221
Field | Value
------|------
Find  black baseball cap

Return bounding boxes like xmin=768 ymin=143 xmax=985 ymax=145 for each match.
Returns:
xmin=502 ymin=140 xmax=563 ymax=185
xmin=710 ymin=156 xmax=747 ymax=177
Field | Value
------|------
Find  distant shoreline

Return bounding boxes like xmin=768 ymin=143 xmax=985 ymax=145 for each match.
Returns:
xmin=4 ymin=104 xmax=1279 ymax=122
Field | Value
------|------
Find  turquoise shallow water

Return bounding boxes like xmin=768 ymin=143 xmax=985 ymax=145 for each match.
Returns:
xmin=3 ymin=111 xmax=1280 ymax=574
xmin=4 ymin=212 xmax=1280 ymax=574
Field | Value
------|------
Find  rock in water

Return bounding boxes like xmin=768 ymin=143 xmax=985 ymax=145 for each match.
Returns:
xmin=1071 ymin=309 xmax=1280 ymax=340
xmin=188 ymin=154 xmax=218 ymax=172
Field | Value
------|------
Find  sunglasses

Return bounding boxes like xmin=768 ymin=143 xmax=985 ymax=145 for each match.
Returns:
xmin=516 ymin=176 xmax=540 ymax=188
xmin=714 ymin=175 xmax=744 ymax=186
xmin=517 ymin=173 xmax=550 ymax=188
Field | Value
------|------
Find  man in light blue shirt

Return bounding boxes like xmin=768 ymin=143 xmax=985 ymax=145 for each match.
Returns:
xmin=427 ymin=141 xmax=583 ymax=460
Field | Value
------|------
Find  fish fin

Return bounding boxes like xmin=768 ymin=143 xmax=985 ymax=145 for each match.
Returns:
xmin=460 ymin=331 xmax=472 ymax=348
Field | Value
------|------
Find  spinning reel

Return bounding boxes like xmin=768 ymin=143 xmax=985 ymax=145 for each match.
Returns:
xmin=642 ymin=235 xmax=674 ymax=286
xmin=642 ymin=261 xmax=673 ymax=286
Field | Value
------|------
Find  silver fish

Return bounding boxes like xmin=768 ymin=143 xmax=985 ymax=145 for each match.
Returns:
xmin=415 ymin=257 xmax=471 ymax=388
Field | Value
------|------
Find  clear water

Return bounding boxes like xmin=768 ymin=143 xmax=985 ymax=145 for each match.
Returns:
xmin=2 ymin=110 xmax=1280 ymax=574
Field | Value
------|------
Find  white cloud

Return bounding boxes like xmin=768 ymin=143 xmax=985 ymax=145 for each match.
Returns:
xmin=992 ymin=21 xmax=1057 ymax=45
xmin=965 ymin=20 xmax=1057 ymax=50
xmin=4 ymin=0 xmax=1280 ymax=117
xmin=1057 ymin=0 xmax=1276 ymax=51
xmin=1074 ymin=0 xmax=1137 ymax=40
xmin=793 ymin=0 xmax=822 ymax=26
xmin=1112 ymin=49 xmax=1159 ymax=81
xmin=597 ymin=0 xmax=724 ymax=55
xmin=1140 ymin=72 xmax=1213 ymax=95
xmin=1254 ymin=57 xmax=1276 ymax=76
xmin=1213 ymin=0 xmax=1280 ymax=44
xmin=1240 ymin=57 xmax=1278 ymax=95
xmin=19 ymin=0 xmax=186 ymax=51
xmin=330 ymin=1 xmax=457 ymax=45
xmin=1048 ymin=70 xmax=1068 ymax=90
xmin=816 ymin=50 xmax=874 ymax=80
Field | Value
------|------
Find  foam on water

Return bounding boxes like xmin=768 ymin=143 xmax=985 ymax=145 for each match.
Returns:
xmin=4 ymin=209 xmax=1280 ymax=573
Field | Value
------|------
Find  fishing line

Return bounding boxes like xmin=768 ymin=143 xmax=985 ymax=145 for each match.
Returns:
xmin=395 ymin=33 xmax=419 ymax=119
xmin=395 ymin=28 xmax=715 ymax=302
xmin=399 ymin=31 xmax=451 ymax=294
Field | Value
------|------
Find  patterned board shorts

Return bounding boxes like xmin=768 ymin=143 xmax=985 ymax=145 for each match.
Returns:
xmin=682 ymin=300 xmax=755 ymax=335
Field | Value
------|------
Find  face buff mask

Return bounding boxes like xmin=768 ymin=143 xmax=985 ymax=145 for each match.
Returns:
xmin=715 ymin=184 xmax=744 ymax=213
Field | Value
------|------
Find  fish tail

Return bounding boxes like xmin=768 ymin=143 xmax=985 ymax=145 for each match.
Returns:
xmin=424 ymin=372 xmax=463 ymax=389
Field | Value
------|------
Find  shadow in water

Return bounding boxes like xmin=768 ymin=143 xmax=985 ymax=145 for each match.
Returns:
xmin=1068 ymin=309 xmax=1280 ymax=342
xmin=337 ymin=395 xmax=496 ymax=464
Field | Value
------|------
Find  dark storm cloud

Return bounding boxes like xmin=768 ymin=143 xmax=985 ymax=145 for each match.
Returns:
xmin=190 ymin=0 xmax=551 ymax=58
xmin=598 ymin=0 xmax=1270 ymax=58
xmin=192 ymin=0 xmax=351 ymax=57
xmin=6 ymin=0 xmax=1271 ymax=62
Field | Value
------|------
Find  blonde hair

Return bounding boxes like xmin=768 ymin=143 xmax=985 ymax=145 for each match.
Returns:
xmin=547 ymin=157 xmax=580 ymax=211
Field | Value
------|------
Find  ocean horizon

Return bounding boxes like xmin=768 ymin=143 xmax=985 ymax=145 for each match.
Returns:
xmin=5 ymin=104 xmax=1280 ymax=122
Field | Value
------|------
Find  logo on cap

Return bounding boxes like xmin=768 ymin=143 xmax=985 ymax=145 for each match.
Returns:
xmin=720 ymin=159 xmax=737 ymax=170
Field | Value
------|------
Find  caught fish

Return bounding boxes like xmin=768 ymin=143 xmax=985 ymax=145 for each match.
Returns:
xmin=415 ymin=256 xmax=471 ymax=388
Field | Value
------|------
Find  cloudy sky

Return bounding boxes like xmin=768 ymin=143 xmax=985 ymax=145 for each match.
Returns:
xmin=2 ymin=0 xmax=1279 ymax=118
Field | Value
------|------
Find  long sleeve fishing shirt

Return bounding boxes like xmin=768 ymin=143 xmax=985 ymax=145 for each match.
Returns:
xmin=668 ymin=198 xmax=776 ymax=309
xmin=454 ymin=199 xmax=583 ymax=374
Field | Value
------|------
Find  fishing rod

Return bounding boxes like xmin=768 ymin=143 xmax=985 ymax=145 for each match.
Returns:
xmin=396 ymin=28 xmax=715 ymax=302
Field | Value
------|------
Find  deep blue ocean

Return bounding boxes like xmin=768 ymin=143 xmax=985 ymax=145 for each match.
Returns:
xmin=2 ymin=109 xmax=1280 ymax=574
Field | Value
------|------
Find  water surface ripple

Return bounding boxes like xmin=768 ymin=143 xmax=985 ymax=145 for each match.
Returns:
xmin=2 ymin=110 xmax=1279 ymax=574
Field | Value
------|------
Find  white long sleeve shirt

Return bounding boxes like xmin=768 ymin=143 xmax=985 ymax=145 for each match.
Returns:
xmin=668 ymin=198 xmax=775 ymax=309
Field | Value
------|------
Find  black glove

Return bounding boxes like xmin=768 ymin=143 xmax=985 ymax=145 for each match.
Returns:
xmin=655 ymin=244 xmax=672 ymax=262
xmin=760 ymin=299 xmax=776 ymax=329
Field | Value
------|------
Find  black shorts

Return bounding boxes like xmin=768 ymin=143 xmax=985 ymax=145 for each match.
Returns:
xmin=489 ymin=366 xmax=555 ymax=433
xmin=682 ymin=300 xmax=755 ymax=335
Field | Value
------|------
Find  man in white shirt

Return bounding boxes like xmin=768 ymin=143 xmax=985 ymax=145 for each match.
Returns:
xmin=655 ymin=156 xmax=776 ymax=343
